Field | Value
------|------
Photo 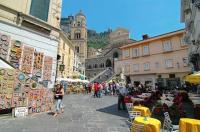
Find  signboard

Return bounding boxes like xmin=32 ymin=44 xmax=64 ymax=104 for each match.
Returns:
xmin=14 ymin=107 xmax=28 ymax=117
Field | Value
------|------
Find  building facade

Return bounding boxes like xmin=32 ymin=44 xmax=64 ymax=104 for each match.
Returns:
xmin=57 ymin=32 xmax=75 ymax=78
xmin=61 ymin=11 xmax=87 ymax=74
xmin=85 ymin=28 xmax=134 ymax=82
xmin=115 ymin=29 xmax=190 ymax=89
xmin=181 ymin=0 xmax=200 ymax=71
xmin=87 ymin=47 xmax=102 ymax=59
xmin=0 ymin=0 xmax=62 ymax=88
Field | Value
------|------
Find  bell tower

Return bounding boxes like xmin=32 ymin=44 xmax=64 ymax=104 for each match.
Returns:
xmin=70 ymin=10 xmax=87 ymax=72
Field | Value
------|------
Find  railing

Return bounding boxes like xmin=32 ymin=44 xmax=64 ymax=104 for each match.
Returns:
xmin=89 ymin=67 xmax=112 ymax=82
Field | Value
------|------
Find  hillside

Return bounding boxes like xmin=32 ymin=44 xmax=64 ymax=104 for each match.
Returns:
xmin=87 ymin=29 xmax=111 ymax=49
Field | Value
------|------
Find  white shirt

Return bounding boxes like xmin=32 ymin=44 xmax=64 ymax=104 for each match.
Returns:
xmin=119 ymin=86 xmax=128 ymax=95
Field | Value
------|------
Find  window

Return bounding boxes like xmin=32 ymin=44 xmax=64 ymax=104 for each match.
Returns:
xmin=75 ymin=33 xmax=81 ymax=39
xmin=123 ymin=49 xmax=130 ymax=58
xmin=62 ymin=54 xmax=65 ymax=63
xmin=155 ymin=62 xmax=159 ymax=68
xmin=75 ymin=46 xmax=79 ymax=53
xmin=143 ymin=45 xmax=149 ymax=55
xmin=163 ymin=40 xmax=172 ymax=52
xmin=77 ymin=22 xmax=81 ymax=27
xmin=133 ymin=64 xmax=139 ymax=72
xmin=144 ymin=63 xmax=150 ymax=71
xmin=180 ymin=37 xmax=187 ymax=46
xmin=125 ymin=65 xmax=130 ymax=73
xmin=132 ymin=48 xmax=139 ymax=57
xmin=68 ymin=57 xmax=70 ymax=66
xmin=30 ymin=0 xmax=50 ymax=21
xmin=165 ymin=59 xmax=173 ymax=68
xmin=183 ymin=57 xmax=189 ymax=67
xmin=63 ymin=43 xmax=65 ymax=50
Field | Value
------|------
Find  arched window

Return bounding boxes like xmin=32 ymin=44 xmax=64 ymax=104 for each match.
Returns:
xmin=106 ymin=59 xmax=112 ymax=67
xmin=75 ymin=46 xmax=79 ymax=53
xmin=113 ymin=52 xmax=119 ymax=58
xmin=74 ymin=30 xmax=81 ymax=39
xmin=77 ymin=22 xmax=81 ymax=27
xmin=94 ymin=64 xmax=98 ymax=68
xmin=88 ymin=65 xmax=92 ymax=69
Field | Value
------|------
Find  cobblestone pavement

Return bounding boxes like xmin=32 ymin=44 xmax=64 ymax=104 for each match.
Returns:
xmin=0 ymin=94 xmax=129 ymax=132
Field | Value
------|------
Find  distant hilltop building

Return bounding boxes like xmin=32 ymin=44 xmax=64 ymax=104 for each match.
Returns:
xmin=61 ymin=10 xmax=87 ymax=74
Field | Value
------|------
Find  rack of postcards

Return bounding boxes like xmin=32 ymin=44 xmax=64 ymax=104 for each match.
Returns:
xmin=0 ymin=32 xmax=54 ymax=115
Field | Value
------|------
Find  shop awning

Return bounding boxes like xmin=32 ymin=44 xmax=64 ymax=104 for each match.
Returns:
xmin=185 ymin=72 xmax=200 ymax=84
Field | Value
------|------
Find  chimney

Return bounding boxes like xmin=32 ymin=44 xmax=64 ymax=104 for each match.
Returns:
xmin=142 ymin=34 xmax=149 ymax=40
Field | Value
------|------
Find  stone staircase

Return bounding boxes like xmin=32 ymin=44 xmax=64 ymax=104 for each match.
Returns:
xmin=90 ymin=67 xmax=114 ymax=83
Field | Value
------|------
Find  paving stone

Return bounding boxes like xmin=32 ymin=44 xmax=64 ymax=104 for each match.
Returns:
xmin=0 ymin=94 xmax=129 ymax=132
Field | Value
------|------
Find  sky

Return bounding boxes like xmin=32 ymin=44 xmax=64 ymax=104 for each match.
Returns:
xmin=61 ymin=0 xmax=185 ymax=40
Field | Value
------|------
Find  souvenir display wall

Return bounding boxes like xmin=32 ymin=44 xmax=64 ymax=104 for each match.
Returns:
xmin=0 ymin=33 xmax=10 ymax=60
xmin=0 ymin=68 xmax=54 ymax=113
xmin=0 ymin=31 xmax=54 ymax=114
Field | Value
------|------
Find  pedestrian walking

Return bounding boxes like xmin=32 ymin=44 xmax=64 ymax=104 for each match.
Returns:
xmin=118 ymin=83 xmax=128 ymax=110
xmin=93 ymin=82 xmax=99 ymax=98
xmin=54 ymin=84 xmax=64 ymax=117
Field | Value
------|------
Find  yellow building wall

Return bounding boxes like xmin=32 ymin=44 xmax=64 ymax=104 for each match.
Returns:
xmin=58 ymin=33 xmax=75 ymax=78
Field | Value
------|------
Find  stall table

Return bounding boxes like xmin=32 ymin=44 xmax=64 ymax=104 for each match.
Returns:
xmin=132 ymin=117 xmax=161 ymax=132
xmin=179 ymin=118 xmax=200 ymax=132
xmin=132 ymin=106 xmax=151 ymax=117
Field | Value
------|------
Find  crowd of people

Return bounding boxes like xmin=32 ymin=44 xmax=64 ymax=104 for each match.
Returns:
xmin=52 ymin=81 xmax=155 ymax=116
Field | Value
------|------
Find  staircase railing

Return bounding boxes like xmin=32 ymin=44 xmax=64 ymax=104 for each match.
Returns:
xmin=89 ymin=67 xmax=112 ymax=83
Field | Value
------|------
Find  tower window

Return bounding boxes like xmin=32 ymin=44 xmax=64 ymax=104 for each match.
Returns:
xmin=75 ymin=46 xmax=79 ymax=53
xmin=75 ymin=33 xmax=81 ymax=39
xmin=77 ymin=22 xmax=81 ymax=26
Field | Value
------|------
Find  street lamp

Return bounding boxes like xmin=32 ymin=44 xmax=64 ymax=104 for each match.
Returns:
xmin=59 ymin=64 xmax=65 ymax=78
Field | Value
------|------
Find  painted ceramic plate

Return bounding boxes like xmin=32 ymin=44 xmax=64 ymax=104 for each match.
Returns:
xmin=7 ymin=70 xmax=14 ymax=76
xmin=35 ymin=72 xmax=41 ymax=77
xmin=18 ymin=73 xmax=25 ymax=81
xmin=1 ymin=35 xmax=8 ymax=41
xmin=0 ymin=69 xmax=5 ymax=75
